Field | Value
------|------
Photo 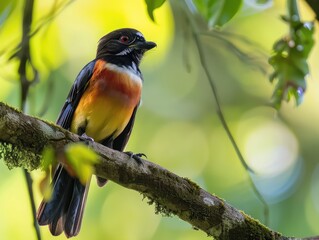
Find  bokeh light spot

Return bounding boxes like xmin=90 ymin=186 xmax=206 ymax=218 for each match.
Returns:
xmin=238 ymin=107 xmax=299 ymax=176
xmin=238 ymin=107 xmax=301 ymax=202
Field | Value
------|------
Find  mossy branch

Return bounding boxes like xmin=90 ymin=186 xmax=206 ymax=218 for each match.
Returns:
xmin=0 ymin=101 xmax=315 ymax=240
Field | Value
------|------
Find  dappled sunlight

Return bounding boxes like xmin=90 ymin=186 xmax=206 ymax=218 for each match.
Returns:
xmin=250 ymin=159 xmax=302 ymax=203
xmin=240 ymin=111 xmax=299 ymax=176
xmin=238 ymin=107 xmax=301 ymax=202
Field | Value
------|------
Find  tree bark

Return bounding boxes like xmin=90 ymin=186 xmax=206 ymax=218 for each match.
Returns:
xmin=0 ymin=101 xmax=315 ymax=240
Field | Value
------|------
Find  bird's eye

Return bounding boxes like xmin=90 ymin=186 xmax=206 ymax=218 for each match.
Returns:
xmin=119 ymin=35 xmax=130 ymax=43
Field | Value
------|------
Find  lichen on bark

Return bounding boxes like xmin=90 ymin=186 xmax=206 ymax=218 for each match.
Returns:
xmin=0 ymin=141 xmax=41 ymax=170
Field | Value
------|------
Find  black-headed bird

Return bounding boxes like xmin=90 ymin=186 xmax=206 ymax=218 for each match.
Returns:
xmin=37 ymin=28 xmax=156 ymax=238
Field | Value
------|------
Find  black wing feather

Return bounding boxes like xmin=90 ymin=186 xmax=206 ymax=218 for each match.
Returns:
xmin=56 ymin=60 xmax=96 ymax=129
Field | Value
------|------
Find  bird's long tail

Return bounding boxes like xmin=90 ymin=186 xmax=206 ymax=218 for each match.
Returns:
xmin=37 ymin=165 xmax=90 ymax=238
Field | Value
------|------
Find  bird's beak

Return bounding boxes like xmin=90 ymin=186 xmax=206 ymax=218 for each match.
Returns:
xmin=130 ymin=41 xmax=157 ymax=51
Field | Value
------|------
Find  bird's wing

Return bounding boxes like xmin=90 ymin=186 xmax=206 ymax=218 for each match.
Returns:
xmin=56 ymin=60 xmax=96 ymax=129
xmin=37 ymin=60 xmax=97 ymax=235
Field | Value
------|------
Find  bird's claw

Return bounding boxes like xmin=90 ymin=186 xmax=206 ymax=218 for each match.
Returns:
xmin=124 ymin=151 xmax=147 ymax=165
xmin=79 ymin=133 xmax=94 ymax=145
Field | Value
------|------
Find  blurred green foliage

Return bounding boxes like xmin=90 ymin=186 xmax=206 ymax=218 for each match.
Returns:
xmin=269 ymin=1 xmax=314 ymax=109
xmin=65 ymin=143 xmax=100 ymax=184
xmin=0 ymin=0 xmax=319 ymax=240
xmin=145 ymin=0 xmax=166 ymax=21
xmin=192 ymin=0 xmax=242 ymax=28
xmin=39 ymin=146 xmax=55 ymax=201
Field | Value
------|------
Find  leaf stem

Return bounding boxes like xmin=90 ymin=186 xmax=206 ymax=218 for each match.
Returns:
xmin=288 ymin=0 xmax=300 ymax=22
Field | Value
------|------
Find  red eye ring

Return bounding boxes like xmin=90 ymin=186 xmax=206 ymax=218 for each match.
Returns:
xmin=120 ymin=35 xmax=129 ymax=43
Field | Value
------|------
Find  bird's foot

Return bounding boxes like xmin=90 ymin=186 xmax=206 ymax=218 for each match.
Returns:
xmin=79 ymin=133 xmax=94 ymax=145
xmin=124 ymin=151 xmax=147 ymax=165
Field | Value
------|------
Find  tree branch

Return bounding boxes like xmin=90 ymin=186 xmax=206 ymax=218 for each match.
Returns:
xmin=0 ymin=101 xmax=315 ymax=240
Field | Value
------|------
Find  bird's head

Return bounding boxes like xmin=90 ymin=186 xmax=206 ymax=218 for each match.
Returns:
xmin=96 ymin=28 xmax=156 ymax=65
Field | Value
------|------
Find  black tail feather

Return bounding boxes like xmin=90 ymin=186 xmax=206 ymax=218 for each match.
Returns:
xmin=37 ymin=165 xmax=90 ymax=238
xmin=48 ymin=211 xmax=64 ymax=236
xmin=64 ymin=178 xmax=90 ymax=237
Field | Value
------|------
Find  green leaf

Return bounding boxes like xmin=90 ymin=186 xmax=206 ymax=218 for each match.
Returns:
xmin=145 ymin=0 xmax=166 ymax=22
xmin=40 ymin=174 xmax=53 ymax=201
xmin=211 ymin=0 xmax=242 ymax=28
xmin=192 ymin=0 xmax=242 ymax=28
xmin=65 ymin=143 xmax=100 ymax=184
xmin=41 ymin=146 xmax=56 ymax=171
xmin=268 ymin=6 xmax=314 ymax=109
xmin=293 ymin=87 xmax=304 ymax=106
xmin=295 ymin=22 xmax=315 ymax=57
xmin=40 ymin=146 xmax=56 ymax=200
xmin=192 ymin=0 xmax=219 ymax=21
xmin=273 ymin=39 xmax=287 ymax=52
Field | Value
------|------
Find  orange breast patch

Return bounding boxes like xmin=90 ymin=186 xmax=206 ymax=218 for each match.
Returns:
xmin=71 ymin=60 xmax=142 ymax=142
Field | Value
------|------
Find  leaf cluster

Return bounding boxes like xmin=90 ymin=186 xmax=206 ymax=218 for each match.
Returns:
xmin=269 ymin=16 xmax=314 ymax=108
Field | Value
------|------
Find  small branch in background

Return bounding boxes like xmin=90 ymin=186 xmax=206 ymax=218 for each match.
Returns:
xmin=177 ymin=1 xmax=270 ymax=225
xmin=22 ymin=170 xmax=41 ymax=239
xmin=2 ymin=0 xmax=74 ymax=62
xmin=199 ymin=31 xmax=269 ymax=75
xmin=17 ymin=0 xmax=38 ymax=110
xmin=288 ymin=0 xmax=300 ymax=23
xmin=30 ymin=0 xmax=75 ymax=38
xmin=13 ymin=0 xmax=41 ymax=239
xmin=192 ymin=29 xmax=270 ymax=226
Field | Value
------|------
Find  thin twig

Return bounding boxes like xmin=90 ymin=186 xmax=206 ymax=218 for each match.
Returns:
xmin=30 ymin=0 xmax=75 ymax=38
xmin=199 ymin=31 xmax=269 ymax=74
xmin=194 ymin=24 xmax=270 ymax=227
xmin=180 ymin=1 xmax=270 ymax=225
xmin=0 ymin=0 xmax=74 ymax=61
xmin=17 ymin=0 xmax=41 ymax=239
xmin=191 ymin=31 xmax=254 ymax=173
xmin=23 ymin=171 xmax=42 ymax=240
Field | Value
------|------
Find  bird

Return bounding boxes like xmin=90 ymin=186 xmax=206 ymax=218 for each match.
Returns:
xmin=36 ymin=28 xmax=156 ymax=238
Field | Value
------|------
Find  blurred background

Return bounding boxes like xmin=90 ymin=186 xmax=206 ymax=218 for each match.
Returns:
xmin=0 ymin=0 xmax=319 ymax=239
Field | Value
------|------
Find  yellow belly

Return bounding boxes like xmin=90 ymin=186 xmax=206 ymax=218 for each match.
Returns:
xmin=71 ymin=93 xmax=135 ymax=142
